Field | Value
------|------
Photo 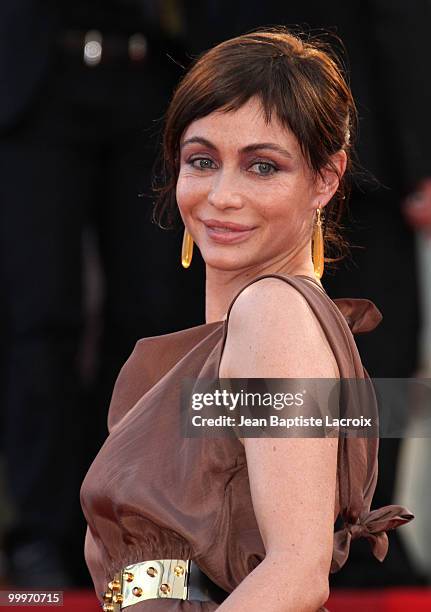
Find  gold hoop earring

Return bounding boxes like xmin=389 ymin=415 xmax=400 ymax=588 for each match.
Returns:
xmin=312 ymin=206 xmax=324 ymax=280
xmin=181 ymin=228 xmax=194 ymax=268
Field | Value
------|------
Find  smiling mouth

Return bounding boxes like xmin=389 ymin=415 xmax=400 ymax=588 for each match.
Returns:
xmin=203 ymin=222 xmax=256 ymax=244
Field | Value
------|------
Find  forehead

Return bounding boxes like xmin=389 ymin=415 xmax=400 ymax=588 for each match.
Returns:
xmin=181 ymin=97 xmax=300 ymax=152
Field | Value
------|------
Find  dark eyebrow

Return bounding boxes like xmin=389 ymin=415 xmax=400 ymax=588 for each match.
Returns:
xmin=242 ymin=142 xmax=293 ymax=160
xmin=180 ymin=137 xmax=293 ymax=160
xmin=180 ymin=136 xmax=217 ymax=151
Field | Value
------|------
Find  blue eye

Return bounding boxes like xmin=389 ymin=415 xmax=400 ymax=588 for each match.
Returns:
xmin=189 ymin=158 xmax=216 ymax=170
xmin=250 ymin=161 xmax=278 ymax=176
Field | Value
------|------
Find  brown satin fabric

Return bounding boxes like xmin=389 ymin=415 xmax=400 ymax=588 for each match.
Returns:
xmin=80 ymin=274 xmax=413 ymax=610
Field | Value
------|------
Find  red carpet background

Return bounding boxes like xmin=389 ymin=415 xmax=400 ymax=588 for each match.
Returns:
xmin=3 ymin=589 xmax=431 ymax=611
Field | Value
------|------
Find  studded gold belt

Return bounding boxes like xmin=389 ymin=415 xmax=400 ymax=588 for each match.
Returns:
xmin=103 ymin=558 xmax=224 ymax=610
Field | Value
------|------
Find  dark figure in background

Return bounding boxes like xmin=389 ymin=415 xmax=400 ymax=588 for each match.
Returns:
xmin=185 ymin=0 xmax=431 ymax=586
xmin=0 ymin=0 xmax=205 ymax=587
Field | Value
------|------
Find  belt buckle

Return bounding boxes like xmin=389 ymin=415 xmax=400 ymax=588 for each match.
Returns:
xmin=102 ymin=559 xmax=190 ymax=610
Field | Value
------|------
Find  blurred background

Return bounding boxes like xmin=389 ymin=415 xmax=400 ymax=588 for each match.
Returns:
xmin=0 ymin=1 xmax=430 ymax=610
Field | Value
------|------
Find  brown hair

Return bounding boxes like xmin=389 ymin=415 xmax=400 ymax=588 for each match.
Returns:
xmin=153 ymin=27 xmax=357 ymax=261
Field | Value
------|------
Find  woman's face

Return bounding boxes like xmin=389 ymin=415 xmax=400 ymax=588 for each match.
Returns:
xmin=177 ymin=97 xmax=334 ymax=273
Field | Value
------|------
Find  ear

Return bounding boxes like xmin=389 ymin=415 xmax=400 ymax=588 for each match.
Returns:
xmin=314 ymin=149 xmax=347 ymax=208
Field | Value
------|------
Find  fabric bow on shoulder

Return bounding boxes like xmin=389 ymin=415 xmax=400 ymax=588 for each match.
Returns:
xmin=333 ymin=298 xmax=383 ymax=335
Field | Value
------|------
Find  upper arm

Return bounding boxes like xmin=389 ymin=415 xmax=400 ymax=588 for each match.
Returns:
xmin=219 ymin=278 xmax=338 ymax=567
xmin=244 ymin=436 xmax=337 ymax=572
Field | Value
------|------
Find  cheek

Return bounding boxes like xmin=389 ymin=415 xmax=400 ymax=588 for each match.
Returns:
xmin=259 ymin=189 xmax=311 ymax=239
xmin=175 ymin=176 xmax=194 ymax=217
xmin=258 ymin=189 xmax=296 ymax=225
xmin=176 ymin=173 xmax=207 ymax=216
xmin=269 ymin=178 xmax=314 ymax=220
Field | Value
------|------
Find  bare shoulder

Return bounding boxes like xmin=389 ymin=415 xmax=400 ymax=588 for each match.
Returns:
xmin=219 ymin=277 xmax=339 ymax=379
xmin=229 ymin=276 xmax=313 ymax=328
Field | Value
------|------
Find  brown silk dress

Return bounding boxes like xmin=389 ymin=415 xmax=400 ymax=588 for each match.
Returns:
xmin=80 ymin=274 xmax=413 ymax=610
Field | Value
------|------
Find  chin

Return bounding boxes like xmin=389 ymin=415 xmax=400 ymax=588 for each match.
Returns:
xmin=200 ymin=248 xmax=258 ymax=272
xmin=209 ymin=260 xmax=247 ymax=272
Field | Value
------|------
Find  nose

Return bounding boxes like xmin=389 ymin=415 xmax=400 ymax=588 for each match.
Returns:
xmin=207 ymin=170 xmax=244 ymax=210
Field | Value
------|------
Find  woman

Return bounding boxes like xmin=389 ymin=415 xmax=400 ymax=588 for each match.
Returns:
xmin=81 ymin=28 xmax=413 ymax=611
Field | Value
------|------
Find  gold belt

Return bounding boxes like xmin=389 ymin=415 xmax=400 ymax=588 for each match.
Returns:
xmin=102 ymin=559 xmax=190 ymax=610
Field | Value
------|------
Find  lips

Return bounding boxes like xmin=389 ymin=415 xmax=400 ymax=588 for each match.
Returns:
xmin=202 ymin=219 xmax=256 ymax=231
xmin=201 ymin=219 xmax=256 ymax=245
